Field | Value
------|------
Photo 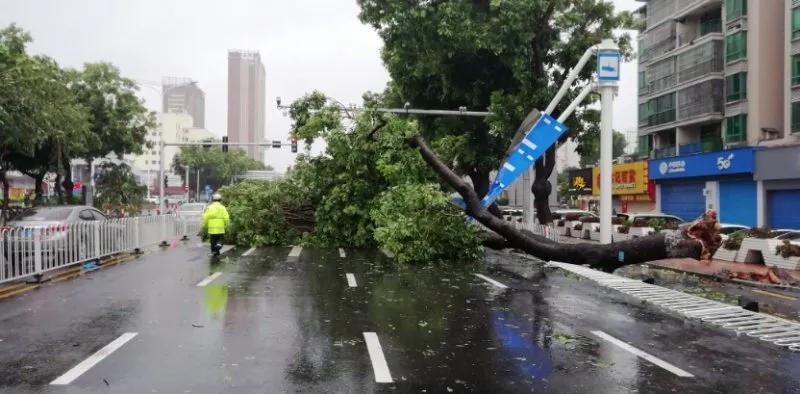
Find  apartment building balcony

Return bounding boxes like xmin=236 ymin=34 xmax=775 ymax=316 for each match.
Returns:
xmin=676 ymin=37 xmax=724 ymax=83
xmin=639 ymin=20 xmax=676 ymax=64
xmin=675 ymin=0 xmax=723 ymax=20
xmin=639 ymin=36 xmax=723 ymax=102
xmin=654 ymin=146 xmax=677 ymax=159
xmin=678 ymin=139 xmax=723 ymax=155
xmin=677 ymin=79 xmax=724 ymax=122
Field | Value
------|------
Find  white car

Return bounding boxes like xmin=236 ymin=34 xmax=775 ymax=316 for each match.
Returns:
xmin=553 ymin=209 xmax=597 ymax=220
xmin=617 ymin=212 xmax=684 ymax=227
xmin=771 ymin=229 xmax=800 ymax=241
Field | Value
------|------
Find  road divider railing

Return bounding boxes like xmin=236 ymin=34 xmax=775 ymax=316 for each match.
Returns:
xmin=547 ymin=261 xmax=800 ymax=352
xmin=0 ymin=214 xmax=200 ymax=285
xmin=478 ymin=220 xmax=560 ymax=243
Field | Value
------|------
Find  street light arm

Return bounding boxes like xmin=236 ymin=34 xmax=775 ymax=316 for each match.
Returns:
xmin=557 ymin=83 xmax=596 ymax=123
xmin=544 ymin=45 xmax=598 ymax=116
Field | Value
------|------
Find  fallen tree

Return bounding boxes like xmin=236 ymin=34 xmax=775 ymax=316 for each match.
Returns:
xmin=408 ymin=134 xmax=718 ymax=272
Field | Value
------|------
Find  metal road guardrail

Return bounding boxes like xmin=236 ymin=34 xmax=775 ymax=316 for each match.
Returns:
xmin=0 ymin=215 xmax=201 ymax=285
xmin=546 ymin=261 xmax=800 ymax=352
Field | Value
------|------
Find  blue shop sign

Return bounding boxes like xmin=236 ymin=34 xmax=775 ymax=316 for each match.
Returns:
xmin=649 ymin=147 xmax=756 ymax=180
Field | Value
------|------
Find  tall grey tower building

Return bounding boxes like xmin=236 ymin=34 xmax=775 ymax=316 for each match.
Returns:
xmin=227 ymin=50 xmax=266 ymax=162
xmin=162 ymin=77 xmax=205 ymax=128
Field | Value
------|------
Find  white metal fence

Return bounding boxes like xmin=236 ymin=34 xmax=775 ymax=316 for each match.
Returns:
xmin=0 ymin=214 xmax=201 ymax=285
xmin=510 ymin=221 xmax=560 ymax=243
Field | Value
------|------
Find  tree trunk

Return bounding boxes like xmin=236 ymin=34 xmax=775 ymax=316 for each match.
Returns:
xmin=61 ymin=155 xmax=73 ymax=205
xmin=468 ymin=168 xmax=502 ymax=218
xmin=409 ymin=134 xmax=710 ymax=272
xmin=532 ymin=145 xmax=557 ymax=224
xmin=1 ymin=169 xmax=9 ymax=222
xmin=33 ymin=172 xmax=44 ymax=205
xmin=54 ymin=172 xmax=64 ymax=205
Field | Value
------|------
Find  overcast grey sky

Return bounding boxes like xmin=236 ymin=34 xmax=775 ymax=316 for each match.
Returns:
xmin=2 ymin=0 xmax=641 ymax=172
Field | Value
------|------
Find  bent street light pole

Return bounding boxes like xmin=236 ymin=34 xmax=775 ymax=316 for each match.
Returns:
xmin=597 ymin=39 xmax=620 ymax=244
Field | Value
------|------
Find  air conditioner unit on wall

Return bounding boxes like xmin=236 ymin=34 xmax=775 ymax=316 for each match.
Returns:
xmin=761 ymin=128 xmax=780 ymax=141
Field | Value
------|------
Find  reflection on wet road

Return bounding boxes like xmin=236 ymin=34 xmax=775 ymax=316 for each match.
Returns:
xmin=0 ymin=243 xmax=798 ymax=392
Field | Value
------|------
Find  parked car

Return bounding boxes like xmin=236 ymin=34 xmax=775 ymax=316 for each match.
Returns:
xmin=501 ymin=208 xmax=523 ymax=222
xmin=553 ymin=209 xmax=597 ymax=220
xmin=772 ymin=229 xmax=800 ymax=241
xmin=617 ymin=212 xmax=684 ymax=227
xmin=2 ymin=206 xmax=122 ymax=267
xmin=4 ymin=205 xmax=110 ymax=229
xmin=719 ymin=223 xmax=750 ymax=235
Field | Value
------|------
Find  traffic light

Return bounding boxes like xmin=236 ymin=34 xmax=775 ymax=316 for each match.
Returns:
xmin=164 ymin=175 xmax=168 ymax=188
xmin=222 ymin=136 xmax=228 ymax=153
xmin=291 ymin=136 xmax=298 ymax=153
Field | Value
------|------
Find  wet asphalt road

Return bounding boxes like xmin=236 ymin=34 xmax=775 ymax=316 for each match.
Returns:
xmin=1 ymin=241 xmax=799 ymax=393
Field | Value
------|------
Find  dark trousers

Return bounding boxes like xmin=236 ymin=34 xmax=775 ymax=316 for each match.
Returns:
xmin=209 ymin=234 xmax=224 ymax=254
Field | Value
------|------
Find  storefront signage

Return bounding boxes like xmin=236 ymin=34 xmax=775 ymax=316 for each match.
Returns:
xmin=649 ymin=147 xmax=755 ymax=180
xmin=592 ymin=161 xmax=649 ymax=195
xmin=568 ymin=168 xmax=593 ymax=194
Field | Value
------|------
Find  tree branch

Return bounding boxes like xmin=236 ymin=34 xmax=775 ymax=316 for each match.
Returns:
xmin=409 ymin=134 xmax=707 ymax=272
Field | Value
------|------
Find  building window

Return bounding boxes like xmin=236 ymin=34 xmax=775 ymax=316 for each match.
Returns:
xmin=725 ymin=114 xmax=747 ymax=143
xmin=638 ymin=135 xmax=651 ymax=157
xmin=725 ymin=31 xmax=746 ymax=62
xmin=646 ymin=93 xmax=676 ymax=127
xmin=793 ymin=55 xmax=800 ymax=86
xmin=638 ymin=103 xmax=648 ymax=126
xmin=793 ymin=102 xmax=800 ymax=134
xmin=725 ymin=72 xmax=747 ymax=102
xmin=726 ymin=0 xmax=746 ymax=21
xmin=793 ymin=7 xmax=800 ymax=40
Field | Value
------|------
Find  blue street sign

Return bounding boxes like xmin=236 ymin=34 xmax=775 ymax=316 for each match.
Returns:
xmin=597 ymin=50 xmax=620 ymax=81
xmin=482 ymin=114 xmax=568 ymax=206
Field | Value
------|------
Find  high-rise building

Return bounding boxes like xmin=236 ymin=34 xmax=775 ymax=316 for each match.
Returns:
xmin=637 ymin=0 xmax=798 ymax=228
xmin=637 ymin=0 xmax=786 ymax=159
xmin=786 ymin=0 xmax=799 ymax=135
xmin=162 ymin=77 xmax=205 ymax=128
xmin=227 ymin=50 xmax=266 ymax=162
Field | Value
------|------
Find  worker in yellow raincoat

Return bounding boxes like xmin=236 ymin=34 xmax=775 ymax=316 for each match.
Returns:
xmin=202 ymin=193 xmax=230 ymax=256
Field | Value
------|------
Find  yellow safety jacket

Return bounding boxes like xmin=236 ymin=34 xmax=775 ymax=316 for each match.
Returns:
xmin=202 ymin=202 xmax=230 ymax=235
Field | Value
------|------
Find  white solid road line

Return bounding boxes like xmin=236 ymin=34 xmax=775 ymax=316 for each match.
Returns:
xmin=242 ymin=247 xmax=256 ymax=256
xmin=591 ymin=331 xmax=694 ymax=377
xmin=363 ymin=332 xmax=393 ymax=383
xmin=474 ymin=273 xmax=509 ymax=289
xmin=196 ymin=272 xmax=223 ymax=287
xmin=288 ymin=246 xmax=303 ymax=258
xmin=339 ymin=248 xmax=346 ymax=258
xmin=50 ymin=332 xmax=138 ymax=385
xmin=346 ymin=273 xmax=358 ymax=287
